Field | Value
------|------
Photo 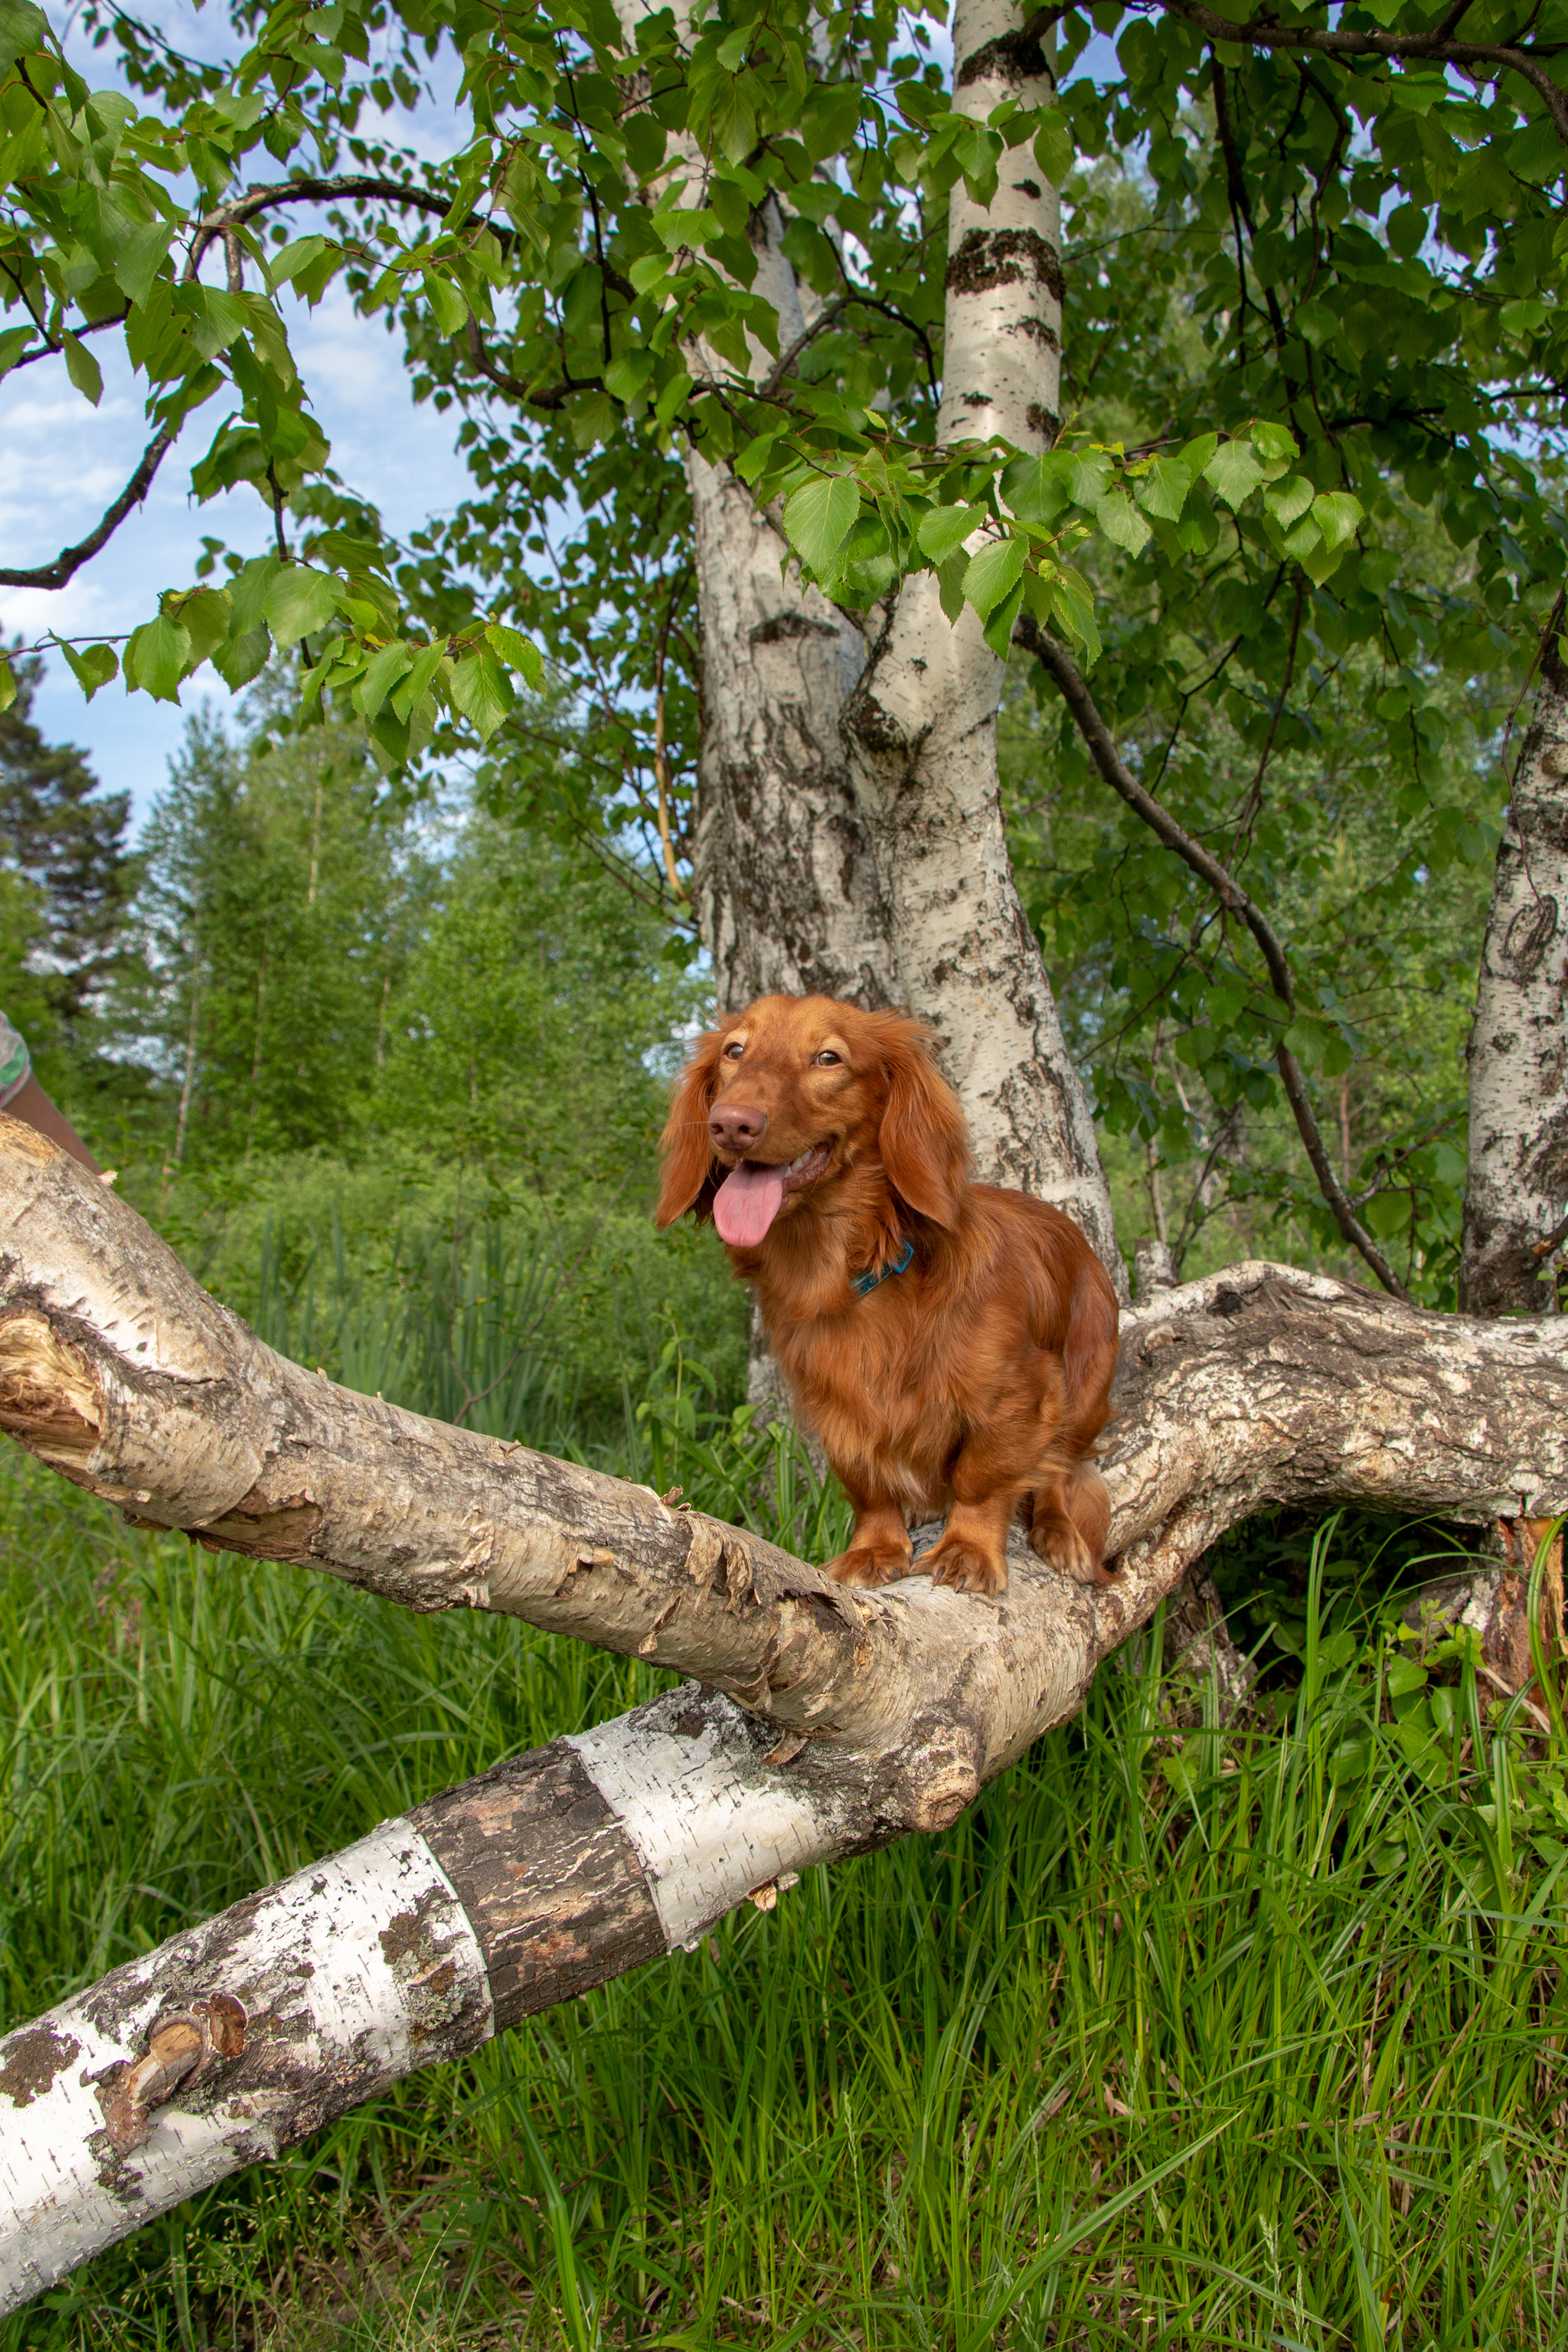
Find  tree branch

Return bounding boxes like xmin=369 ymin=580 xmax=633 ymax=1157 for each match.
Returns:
xmin=462 ymin=310 xmax=580 ymax=411
xmin=0 ymin=423 xmax=178 ymax=591
xmin=0 ymin=1131 xmax=1564 ymax=2304
xmin=1158 ymin=0 xmax=1568 ymax=148
xmin=1017 ymin=614 xmax=1413 ymax=1300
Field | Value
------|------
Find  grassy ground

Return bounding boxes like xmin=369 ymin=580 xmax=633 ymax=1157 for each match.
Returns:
xmin=2 ymin=1197 xmax=1565 ymax=2348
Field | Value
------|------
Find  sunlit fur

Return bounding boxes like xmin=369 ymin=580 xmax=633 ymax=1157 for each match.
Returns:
xmin=657 ymin=993 xmax=1119 ymax=1597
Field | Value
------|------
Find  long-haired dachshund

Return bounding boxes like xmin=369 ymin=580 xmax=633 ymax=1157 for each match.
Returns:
xmin=655 ymin=992 xmax=1119 ymax=1596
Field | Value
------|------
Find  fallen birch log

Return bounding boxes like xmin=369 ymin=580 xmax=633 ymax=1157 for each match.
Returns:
xmin=1 ymin=1120 xmax=1566 ymax=2309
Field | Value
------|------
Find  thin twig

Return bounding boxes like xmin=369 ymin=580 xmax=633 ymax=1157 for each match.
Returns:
xmin=0 ymin=423 xmax=177 ymax=590
xmin=1018 ymin=612 xmax=1412 ymax=1300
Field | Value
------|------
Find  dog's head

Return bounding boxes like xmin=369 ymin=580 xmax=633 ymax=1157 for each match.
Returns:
xmin=655 ymin=993 xmax=972 ymax=1244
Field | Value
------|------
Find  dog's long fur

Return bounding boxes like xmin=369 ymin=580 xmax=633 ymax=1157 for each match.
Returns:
xmin=656 ymin=993 xmax=1119 ymax=1596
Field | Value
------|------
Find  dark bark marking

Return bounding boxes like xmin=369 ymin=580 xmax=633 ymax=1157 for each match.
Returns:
xmin=750 ymin=613 xmax=840 ymax=647
xmin=1019 ymin=315 xmax=1061 ymax=352
xmin=1026 ymin=403 xmax=1060 ymax=441
xmin=956 ymin=30 xmax=1052 ymax=84
xmin=946 ymin=228 xmax=1063 ymax=302
xmin=1501 ymin=893 xmax=1560 ymax=983
xmin=0 ymin=2022 xmax=80 ymax=2106
xmin=416 ymin=1744 xmax=665 ymax=2033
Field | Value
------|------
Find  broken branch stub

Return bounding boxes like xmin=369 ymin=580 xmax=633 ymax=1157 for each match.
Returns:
xmin=2 ymin=1129 xmax=1568 ymax=2305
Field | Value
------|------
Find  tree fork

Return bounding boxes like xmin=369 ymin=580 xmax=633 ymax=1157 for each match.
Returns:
xmin=2 ymin=1123 xmax=1568 ymax=2302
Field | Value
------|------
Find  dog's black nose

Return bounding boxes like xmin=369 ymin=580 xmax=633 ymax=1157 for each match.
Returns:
xmin=710 ymin=1102 xmax=768 ymax=1152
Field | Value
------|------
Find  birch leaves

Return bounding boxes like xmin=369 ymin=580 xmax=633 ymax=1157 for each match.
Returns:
xmin=775 ymin=419 xmax=1364 ymax=665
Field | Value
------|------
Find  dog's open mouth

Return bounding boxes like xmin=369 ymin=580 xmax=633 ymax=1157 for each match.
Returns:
xmin=713 ymin=1143 xmax=832 ymax=1245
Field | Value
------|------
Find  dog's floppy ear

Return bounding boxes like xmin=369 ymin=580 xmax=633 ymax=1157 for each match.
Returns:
xmin=656 ymin=1027 xmax=727 ymax=1227
xmin=871 ymin=1015 xmax=971 ymax=1230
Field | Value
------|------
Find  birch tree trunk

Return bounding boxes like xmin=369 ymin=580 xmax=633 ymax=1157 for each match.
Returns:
xmin=684 ymin=206 xmax=898 ymax=1012
xmin=1460 ymin=599 xmax=1568 ymax=1317
xmin=837 ymin=4 xmax=1123 ymax=1283
xmin=2 ymin=1129 xmax=1567 ymax=2304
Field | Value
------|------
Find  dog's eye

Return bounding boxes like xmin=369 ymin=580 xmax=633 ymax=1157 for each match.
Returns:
xmin=724 ymin=1041 xmax=744 ymax=1060
xmin=814 ymin=1049 xmax=841 ymax=1067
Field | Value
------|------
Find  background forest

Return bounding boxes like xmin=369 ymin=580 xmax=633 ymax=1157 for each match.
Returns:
xmin=1 ymin=66 xmax=1562 ymax=2345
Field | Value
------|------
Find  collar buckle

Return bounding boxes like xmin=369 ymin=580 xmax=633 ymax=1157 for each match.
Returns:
xmin=850 ymin=1234 xmax=914 ymax=1299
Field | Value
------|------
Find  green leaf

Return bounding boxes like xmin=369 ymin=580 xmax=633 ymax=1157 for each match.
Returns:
xmin=175 ymin=588 xmax=232 ymax=670
xmin=0 ymin=326 xmax=31 ymax=379
xmin=782 ymin=474 xmax=861 ymax=576
xmin=113 ymin=218 xmax=175 ymax=309
xmin=0 ymin=656 xmax=15 ymax=714
xmin=264 ymin=566 xmax=340 ymax=645
xmin=229 ymin=554 xmax=281 ymax=636
xmin=623 ymin=112 xmax=665 ymax=180
xmin=269 ymin=236 xmax=329 ymax=289
xmin=62 ymin=335 xmax=103 ymax=407
xmin=1295 ymin=298 xmax=1338 ymax=348
xmin=1364 ymin=1188 xmax=1411 ymax=1240
xmin=211 ymin=626 xmax=270 ymax=690
xmin=423 ymin=271 xmax=469 ymax=338
xmin=1312 ymin=492 xmax=1364 ymax=554
xmin=1000 ymin=451 xmax=1073 ymax=523
xmin=604 ymin=351 xmax=654 ymax=404
xmin=1133 ymin=458 xmax=1193 ymax=523
xmin=1032 ymin=108 xmax=1073 ymax=185
xmin=1203 ymin=441 xmax=1266 ymax=510
xmin=57 ymin=640 xmax=119 ymax=701
xmin=962 ymin=534 xmax=1025 ymax=622
xmin=0 ymin=0 xmax=47 ymax=76
xmin=391 ymin=641 xmax=446 ymax=724
xmin=916 ymin=504 xmax=986 ymax=565
xmin=654 ymin=369 xmax=693 ymax=427
xmin=485 ymin=622 xmax=544 ymax=688
xmin=982 ymin=577 xmax=1025 ymax=661
xmin=1095 ymin=489 xmax=1152 ymax=554
xmin=1385 ymin=1655 xmax=1429 ymax=1698
xmin=936 ymin=553 xmax=968 ymax=626
xmin=1264 ymin=475 xmax=1315 ymax=528
xmin=123 ymin=612 xmax=192 ymax=703
xmin=355 ymin=640 xmax=414 ymax=721
xmin=448 ymin=648 xmax=515 ymax=741
xmin=1063 ymin=449 xmax=1113 ymax=508
xmin=1045 ymin=565 xmax=1102 ymax=666
xmin=1250 ymin=420 xmax=1298 ymax=474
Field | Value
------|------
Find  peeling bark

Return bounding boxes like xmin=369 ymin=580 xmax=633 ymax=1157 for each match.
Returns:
xmin=1461 ymin=607 xmax=1568 ymax=1316
xmin=2 ymin=1135 xmax=1567 ymax=2304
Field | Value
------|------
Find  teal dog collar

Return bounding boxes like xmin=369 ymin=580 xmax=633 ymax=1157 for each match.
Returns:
xmin=850 ymin=1235 xmax=914 ymax=1298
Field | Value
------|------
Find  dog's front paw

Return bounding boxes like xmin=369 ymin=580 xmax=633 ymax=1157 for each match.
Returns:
xmin=923 ymin=1537 xmax=1008 ymax=1598
xmin=825 ymin=1541 xmax=913 ymax=1588
xmin=1029 ymin=1514 xmax=1107 ymax=1586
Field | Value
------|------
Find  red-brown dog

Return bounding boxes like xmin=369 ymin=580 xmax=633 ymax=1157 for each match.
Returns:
xmin=655 ymin=992 xmax=1119 ymax=1596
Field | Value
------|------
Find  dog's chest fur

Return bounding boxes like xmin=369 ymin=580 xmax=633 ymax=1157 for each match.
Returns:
xmin=771 ymin=1286 xmax=965 ymax=1492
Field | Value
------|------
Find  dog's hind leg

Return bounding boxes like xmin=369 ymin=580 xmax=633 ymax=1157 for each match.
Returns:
xmin=1026 ymin=1452 xmax=1115 ymax=1585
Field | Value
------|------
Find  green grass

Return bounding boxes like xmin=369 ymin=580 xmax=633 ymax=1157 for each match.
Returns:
xmin=2 ymin=1196 xmax=1566 ymax=2349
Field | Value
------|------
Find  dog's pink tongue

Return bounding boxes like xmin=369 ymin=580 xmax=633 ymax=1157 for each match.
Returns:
xmin=714 ymin=1161 xmax=786 ymax=1246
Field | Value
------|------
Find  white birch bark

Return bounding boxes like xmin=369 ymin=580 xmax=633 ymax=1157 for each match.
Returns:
xmin=1 ymin=1134 xmax=1567 ymax=2301
xmin=840 ymin=4 xmax=1124 ymax=1286
xmin=1461 ymin=610 xmax=1568 ymax=1315
xmin=684 ymin=216 xmax=897 ymax=1011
